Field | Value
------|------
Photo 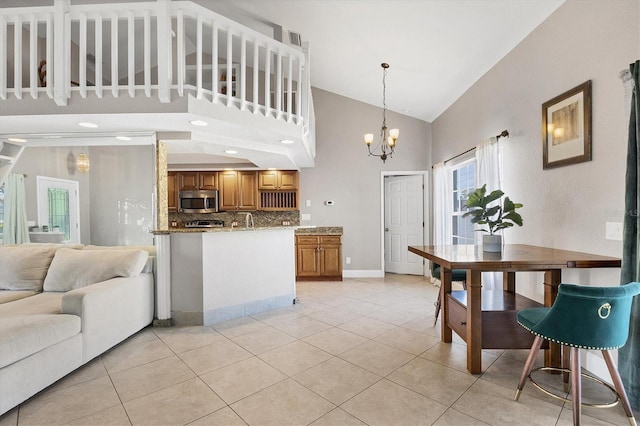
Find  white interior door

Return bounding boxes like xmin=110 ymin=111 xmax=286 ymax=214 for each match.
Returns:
xmin=36 ymin=176 xmax=80 ymax=243
xmin=384 ymin=175 xmax=424 ymax=275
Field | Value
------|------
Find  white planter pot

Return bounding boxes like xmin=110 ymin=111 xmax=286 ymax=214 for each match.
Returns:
xmin=483 ymin=234 xmax=502 ymax=252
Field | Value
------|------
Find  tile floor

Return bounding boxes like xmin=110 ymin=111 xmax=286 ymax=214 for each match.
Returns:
xmin=1 ymin=274 xmax=637 ymax=426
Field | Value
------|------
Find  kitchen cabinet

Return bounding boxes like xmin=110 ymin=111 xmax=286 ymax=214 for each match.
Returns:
xmin=167 ymin=171 xmax=179 ymax=212
xmin=258 ymin=170 xmax=298 ymax=190
xmin=179 ymin=171 xmax=218 ymax=191
xmin=219 ymin=170 xmax=258 ymax=210
xmin=295 ymin=235 xmax=342 ymax=281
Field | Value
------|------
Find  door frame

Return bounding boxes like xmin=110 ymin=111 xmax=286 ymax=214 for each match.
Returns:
xmin=380 ymin=170 xmax=429 ymax=276
xmin=36 ymin=175 xmax=80 ymax=243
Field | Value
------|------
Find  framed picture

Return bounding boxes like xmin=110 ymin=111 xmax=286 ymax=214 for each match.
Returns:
xmin=542 ymin=80 xmax=592 ymax=169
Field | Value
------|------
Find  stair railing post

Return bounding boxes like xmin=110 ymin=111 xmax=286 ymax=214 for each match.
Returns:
xmin=53 ymin=0 xmax=70 ymax=106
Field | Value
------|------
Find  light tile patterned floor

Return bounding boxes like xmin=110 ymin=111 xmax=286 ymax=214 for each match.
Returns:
xmin=1 ymin=274 xmax=636 ymax=426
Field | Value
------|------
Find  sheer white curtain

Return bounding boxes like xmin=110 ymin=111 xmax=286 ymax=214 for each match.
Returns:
xmin=433 ymin=162 xmax=452 ymax=247
xmin=3 ymin=173 xmax=30 ymax=244
xmin=476 ymin=137 xmax=502 ymax=290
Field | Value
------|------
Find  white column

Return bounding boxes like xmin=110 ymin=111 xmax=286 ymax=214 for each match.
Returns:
xmin=154 ymin=233 xmax=173 ymax=326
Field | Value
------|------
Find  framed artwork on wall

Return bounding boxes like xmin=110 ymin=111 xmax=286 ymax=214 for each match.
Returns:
xmin=542 ymin=80 xmax=592 ymax=169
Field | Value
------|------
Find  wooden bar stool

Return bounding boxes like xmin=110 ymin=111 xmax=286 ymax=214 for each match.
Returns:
xmin=514 ymin=282 xmax=640 ymax=426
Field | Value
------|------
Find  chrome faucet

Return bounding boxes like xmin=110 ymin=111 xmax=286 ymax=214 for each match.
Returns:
xmin=245 ymin=212 xmax=254 ymax=229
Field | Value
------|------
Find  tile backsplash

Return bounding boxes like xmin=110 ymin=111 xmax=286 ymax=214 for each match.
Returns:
xmin=169 ymin=210 xmax=300 ymax=228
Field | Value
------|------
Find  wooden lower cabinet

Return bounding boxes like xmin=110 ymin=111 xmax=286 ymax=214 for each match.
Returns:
xmin=296 ymin=235 xmax=342 ymax=281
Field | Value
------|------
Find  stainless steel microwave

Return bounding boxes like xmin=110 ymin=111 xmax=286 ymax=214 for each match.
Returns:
xmin=178 ymin=190 xmax=219 ymax=213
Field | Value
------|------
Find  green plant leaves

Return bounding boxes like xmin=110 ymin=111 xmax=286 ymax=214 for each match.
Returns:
xmin=461 ymin=184 xmax=523 ymax=235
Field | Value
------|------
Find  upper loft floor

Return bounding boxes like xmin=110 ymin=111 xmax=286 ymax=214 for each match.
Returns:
xmin=0 ymin=0 xmax=316 ymax=181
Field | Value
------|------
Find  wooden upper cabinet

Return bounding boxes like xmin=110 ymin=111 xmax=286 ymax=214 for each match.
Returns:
xmin=167 ymin=171 xmax=179 ymax=212
xmin=178 ymin=171 xmax=218 ymax=191
xmin=219 ymin=171 xmax=258 ymax=210
xmin=258 ymin=170 xmax=298 ymax=190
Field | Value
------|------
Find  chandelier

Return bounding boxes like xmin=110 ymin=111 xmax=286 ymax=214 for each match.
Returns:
xmin=364 ymin=63 xmax=399 ymax=163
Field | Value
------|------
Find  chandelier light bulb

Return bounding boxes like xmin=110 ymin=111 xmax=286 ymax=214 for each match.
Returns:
xmin=364 ymin=133 xmax=374 ymax=145
xmin=389 ymin=128 xmax=399 ymax=139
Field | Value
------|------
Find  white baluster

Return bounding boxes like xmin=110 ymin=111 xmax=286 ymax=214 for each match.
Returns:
xmin=111 ymin=12 xmax=118 ymax=98
xmin=212 ymin=19 xmax=218 ymax=103
xmin=287 ymin=55 xmax=293 ymax=122
xmin=264 ymin=46 xmax=270 ymax=116
xmin=196 ymin=13 xmax=202 ymax=99
xmin=226 ymin=28 xmax=232 ymax=107
xmin=240 ymin=33 xmax=246 ymax=110
xmin=177 ymin=9 xmax=184 ymax=96
xmin=276 ymin=50 xmax=283 ymax=119
xmin=95 ymin=14 xmax=102 ymax=98
xmin=45 ymin=13 xmax=52 ymax=98
xmin=127 ymin=11 xmax=134 ymax=97
xmin=79 ymin=12 xmax=87 ymax=98
xmin=253 ymin=39 xmax=259 ymax=114
xmin=13 ymin=15 xmax=22 ymax=99
xmin=296 ymin=56 xmax=302 ymax=123
xmin=156 ymin=0 xmax=170 ymax=102
xmin=29 ymin=14 xmax=37 ymax=99
xmin=143 ymin=10 xmax=150 ymax=97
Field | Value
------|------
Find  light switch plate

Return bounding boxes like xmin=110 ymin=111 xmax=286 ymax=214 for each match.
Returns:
xmin=605 ymin=222 xmax=623 ymax=241
xmin=301 ymin=213 xmax=311 ymax=221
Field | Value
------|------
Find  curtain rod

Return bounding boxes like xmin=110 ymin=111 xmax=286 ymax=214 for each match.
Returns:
xmin=433 ymin=130 xmax=509 ymax=168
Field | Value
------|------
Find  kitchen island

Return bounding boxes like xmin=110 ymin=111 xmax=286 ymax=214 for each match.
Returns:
xmin=155 ymin=227 xmax=296 ymax=325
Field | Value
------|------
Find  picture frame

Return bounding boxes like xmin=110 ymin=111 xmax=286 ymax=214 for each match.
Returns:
xmin=542 ymin=80 xmax=592 ymax=169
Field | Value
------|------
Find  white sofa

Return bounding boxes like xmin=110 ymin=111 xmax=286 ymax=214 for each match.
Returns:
xmin=0 ymin=244 xmax=155 ymax=415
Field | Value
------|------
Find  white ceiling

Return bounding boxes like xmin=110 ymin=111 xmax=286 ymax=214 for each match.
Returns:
xmin=0 ymin=0 xmax=565 ymax=168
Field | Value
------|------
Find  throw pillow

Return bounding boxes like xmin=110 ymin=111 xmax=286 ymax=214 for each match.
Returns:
xmin=0 ymin=246 xmax=58 ymax=291
xmin=43 ymin=248 xmax=149 ymax=292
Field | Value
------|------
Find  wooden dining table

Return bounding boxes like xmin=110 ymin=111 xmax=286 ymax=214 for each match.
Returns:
xmin=408 ymin=244 xmax=621 ymax=374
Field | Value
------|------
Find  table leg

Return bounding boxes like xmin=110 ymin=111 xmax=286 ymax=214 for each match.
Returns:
xmin=543 ymin=269 xmax=561 ymax=368
xmin=503 ymin=271 xmax=515 ymax=293
xmin=440 ymin=267 xmax=453 ymax=343
xmin=466 ymin=269 xmax=482 ymax=374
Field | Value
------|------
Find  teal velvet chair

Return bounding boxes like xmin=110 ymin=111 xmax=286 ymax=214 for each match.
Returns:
xmin=431 ymin=262 xmax=467 ymax=326
xmin=514 ymin=282 xmax=640 ymax=426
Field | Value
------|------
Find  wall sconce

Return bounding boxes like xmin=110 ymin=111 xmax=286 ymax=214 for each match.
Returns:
xmin=77 ymin=151 xmax=90 ymax=173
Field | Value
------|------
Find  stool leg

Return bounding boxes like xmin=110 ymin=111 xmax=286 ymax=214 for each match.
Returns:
xmin=434 ymin=285 xmax=442 ymax=326
xmin=570 ymin=347 xmax=582 ymax=426
xmin=602 ymin=350 xmax=637 ymax=426
xmin=515 ymin=335 xmax=544 ymax=401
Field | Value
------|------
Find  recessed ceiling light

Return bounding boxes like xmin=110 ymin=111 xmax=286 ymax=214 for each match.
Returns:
xmin=43 ymin=135 xmax=62 ymax=139
xmin=116 ymin=136 xmax=132 ymax=141
xmin=7 ymin=137 xmax=27 ymax=143
xmin=78 ymin=122 xmax=98 ymax=128
xmin=268 ymin=168 xmax=277 ymax=170
xmin=189 ymin=120 xmax=208 ymax=126
xmin=224 ymin=150 xmax=238 ymax=154
xmin=280 ymin=139 xmax=294 ymax=144
xmin=223 ymin=168 xmax=234 ymax=171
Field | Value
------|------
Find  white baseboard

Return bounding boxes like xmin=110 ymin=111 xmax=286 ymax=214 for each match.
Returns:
xmin=342 ymin=269 xmax=385 ymax=278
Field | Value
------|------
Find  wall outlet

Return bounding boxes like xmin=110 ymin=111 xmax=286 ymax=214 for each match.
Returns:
xmin=345 ymin=256 xmax=351 ymax=265
xmin=605 ymin=222 xmax=623 ymax=241
xmin=301 ymin=213 xmax=311 ymax=221
xmin=305 ymin=200 xmax=311 ymax=207
xmin=281 ymin=220 xmax=290 ymax=226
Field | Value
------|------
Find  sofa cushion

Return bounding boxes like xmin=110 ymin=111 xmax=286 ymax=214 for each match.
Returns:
xmin=83 ymin=245 xmax=156 ymax=273
xmin=0 ymin=290 xmax=38 ymax=304
xmin=0 ymin=314 xmax=81 ymax=368
xmin=0 ymin=246 xmax=58 ymax=291
xmin=0 ymin=293 xmax=64 ymax=316
xmin=43 ymin=248 xmax=149 ymax=292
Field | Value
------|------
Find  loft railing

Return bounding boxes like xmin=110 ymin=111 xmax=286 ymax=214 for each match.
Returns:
xmin=0 ymin=0 xmax=312 ymax=129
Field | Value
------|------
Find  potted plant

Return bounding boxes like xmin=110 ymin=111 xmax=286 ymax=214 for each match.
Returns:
xmin=462 ymin=184 xmax=523 ymax=252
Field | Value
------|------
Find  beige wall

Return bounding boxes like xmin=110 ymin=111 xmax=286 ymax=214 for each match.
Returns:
xmin=300 ymin=88 xmax=431 ymax=272
xmin=431 ymin=0 xmax=639 ymax=372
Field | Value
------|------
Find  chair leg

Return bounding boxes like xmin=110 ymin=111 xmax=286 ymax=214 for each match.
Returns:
xmin=570 ymin=347 xmax=582 ymax=426
xmin=515 ymin=335 xmax=544 ymax=401
xmin=602 ymin=350 xmax=637 ymax=426
xmin=434 ymin=285 xmax=442 ymax=326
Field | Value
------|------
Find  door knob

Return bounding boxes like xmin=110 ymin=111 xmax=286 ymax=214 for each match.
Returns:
xmin=385 ymin=228 xmax=389 ymax=232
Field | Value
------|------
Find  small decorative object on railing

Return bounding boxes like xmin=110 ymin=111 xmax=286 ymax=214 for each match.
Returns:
xmin=364 ymin=63 xmax=399 ymax=163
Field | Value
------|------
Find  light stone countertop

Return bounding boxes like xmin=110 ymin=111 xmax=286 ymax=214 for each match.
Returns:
xmin=151 ymin=226 xmax=343 ymax=235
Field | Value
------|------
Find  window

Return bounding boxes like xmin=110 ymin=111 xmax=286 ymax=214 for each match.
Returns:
xmin=451 ymin=159 xmax=476 ymax=245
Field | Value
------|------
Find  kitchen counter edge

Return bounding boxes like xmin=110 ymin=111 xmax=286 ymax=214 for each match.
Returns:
xmin=151 ymin=226 xmax=343 ymax=235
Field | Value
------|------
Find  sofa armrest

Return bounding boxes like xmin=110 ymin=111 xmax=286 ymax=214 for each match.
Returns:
xmin=61 ymin=274 xmax=154 ymax=362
